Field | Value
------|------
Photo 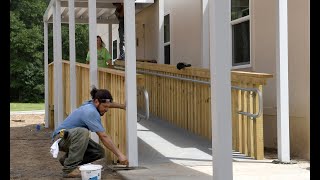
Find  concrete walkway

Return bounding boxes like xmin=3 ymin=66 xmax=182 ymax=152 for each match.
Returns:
xmin=116 ymin=115 xmax=310 ymax=180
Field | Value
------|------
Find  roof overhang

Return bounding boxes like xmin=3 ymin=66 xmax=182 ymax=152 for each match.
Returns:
xmin=43 ymin=0 xmax=154 ymax=24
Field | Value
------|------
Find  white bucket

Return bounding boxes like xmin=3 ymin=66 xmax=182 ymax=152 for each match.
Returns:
xmin=79 ymin=164 xmax=103 ymax=180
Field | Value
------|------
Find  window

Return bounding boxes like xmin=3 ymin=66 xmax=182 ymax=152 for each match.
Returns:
xmin=231 ymin=0 xmax=250 ymax=67
xmin=164 ymin=14 xmax=170 ymax=64
xmin=165 ymin=44 xmax=170 ymax=65
xmin=112 ymin=40 xmax=117 ymax=60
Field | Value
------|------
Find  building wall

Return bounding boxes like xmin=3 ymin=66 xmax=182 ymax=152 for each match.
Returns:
xmin=252 ymin=0 xmax=310 ymax=160
xmin=135 ymin=2 xmax=159 ymax=60
xmin=133 ymin=0 xmax=202 ymax=65
xmin=164 ymin=0 xmax=202 ymax=66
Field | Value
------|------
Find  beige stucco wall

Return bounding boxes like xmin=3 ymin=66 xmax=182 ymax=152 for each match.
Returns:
xmin=135 ymin=2 xmax=159 ymax=60
xmin=134 ymin=0 xmax=202 ymax=65
xmin=252 ymin=0 xmax=310 ymax=160
xmin=164 ymin=0 xmax=202 ymax=66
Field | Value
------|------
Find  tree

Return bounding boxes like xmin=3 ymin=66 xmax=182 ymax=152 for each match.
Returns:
xmin=10 ymin=1 xmax=46 ymax=102
xmin=10 ymin=0 xmax=90 ymax=102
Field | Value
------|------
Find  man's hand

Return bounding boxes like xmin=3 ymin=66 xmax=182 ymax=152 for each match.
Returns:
xmin=109 ymin=102 xmax=126 ymax=110
xmin=97 ymin=131 xmax=128 ymax=166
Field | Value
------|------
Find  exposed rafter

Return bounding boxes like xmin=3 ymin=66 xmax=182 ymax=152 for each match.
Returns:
xmin=76 ymin=8 xmax=87 ymax=19
xmin=43 ymin=0 xmax=154 ymax=24
xmin=97 ymin=9 xmax=108 ymax=19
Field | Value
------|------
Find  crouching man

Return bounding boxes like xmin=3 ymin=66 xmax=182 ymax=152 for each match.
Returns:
xmin=51 ymin=86 xmax=128 ymax=178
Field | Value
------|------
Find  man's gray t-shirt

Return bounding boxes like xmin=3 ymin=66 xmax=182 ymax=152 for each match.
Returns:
xmin=52 ymin=100 xmax=105 ymax=139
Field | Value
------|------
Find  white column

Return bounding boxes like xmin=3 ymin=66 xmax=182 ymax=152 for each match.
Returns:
xmin=124 ymin=0 xmax=138 ymax=166
xmin=209 ymin=0 xmax=233 ymax=179
xmin=201 ymin=0 xmax=209 ymax=68
xmin=53 ymin=3 xmax=57 ymax=128
xmin=88 ymin=0 xmax=99 ymax=143
xmin=44 ymin=21 xmax=49 ymax=128
xmin=108 ymin=23 xmax=113 ymax=64
xmin=276 ymin=0 xmax=290 ymax=163
xmin=158 ymin=0 xmax=164 ymax=64
xmin=69 ymin=0 xmax=77 ymax=112
xmin=53 ymin=0 xmax=64 ymax=128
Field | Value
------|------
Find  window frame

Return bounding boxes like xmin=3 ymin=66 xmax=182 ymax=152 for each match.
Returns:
xmin=164 ymin=12 xmax=171 ymax=64
xmin=112 ymin=39 xmax=118 ymax=61
xmin=231 ymin=0 xmax=252 ymax=69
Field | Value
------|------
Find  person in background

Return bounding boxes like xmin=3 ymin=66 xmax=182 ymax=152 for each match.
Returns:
xmin=51 ymin=86 xmax=128 ymax=178
xmin=86 ymin=36 xmax=113 ymax=68
xmin=113 ymin=3 xmax=125 ymax=60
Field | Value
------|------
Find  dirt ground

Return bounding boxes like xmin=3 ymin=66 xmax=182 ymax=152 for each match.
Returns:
xmin=10 ymin=113 xmax=124 ymax=180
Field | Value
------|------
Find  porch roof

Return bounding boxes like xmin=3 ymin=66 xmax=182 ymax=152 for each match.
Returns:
xmin=43 ymin=0 xmax=154 ymax=24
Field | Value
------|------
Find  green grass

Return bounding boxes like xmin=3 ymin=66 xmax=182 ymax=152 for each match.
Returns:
xmin=10 ymin=103 xmax=45 ymax=111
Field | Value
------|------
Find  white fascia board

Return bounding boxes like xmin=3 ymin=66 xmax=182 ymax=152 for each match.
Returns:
xmin=61 ymin=2 xmax=116 ymax=8
xmin=135 ymin=0 xmax=154 ymax=3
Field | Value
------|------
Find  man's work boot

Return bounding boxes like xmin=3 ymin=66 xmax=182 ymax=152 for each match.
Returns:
xmin=63 ymin=168 xmax=81 ymax=178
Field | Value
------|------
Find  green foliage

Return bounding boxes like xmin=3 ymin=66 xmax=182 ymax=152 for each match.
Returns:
xmin=10 ymin=0 xmax=90 ymax=102
xmin=10 ymin=103 xmax=45 ymax=111
xmin=10 ymin=3 xmax=45 ymax=102
xmin=47 ymin=24 xmax=89 ymax=64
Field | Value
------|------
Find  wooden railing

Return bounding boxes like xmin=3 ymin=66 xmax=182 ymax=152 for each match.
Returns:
xmin=115 ymin=61 xmax=273 ymax=160
xmin=48 ymin=60 xmax=145 ymax=163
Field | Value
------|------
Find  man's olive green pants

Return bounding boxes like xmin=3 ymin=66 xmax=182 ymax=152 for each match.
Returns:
xmin=58 ymin=127 xmax=105 ymax=174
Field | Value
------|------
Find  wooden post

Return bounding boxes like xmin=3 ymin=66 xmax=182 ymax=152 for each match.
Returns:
xmin=88 ymin=0 xmax=99 ymax=143
xmin=69 ymin=0 xmax=77 ymax=113
xmin=254 ymin=84 xmax=264 ymax=160
xmin=209 ymin=0 xmax=233 ymax=179
xmin=276 ymin=0 xmax=290 ymax=163
xmin=53 ymin=0 xmax=64 ymax=128
xmin=124 ymin=0 xmax=138 ymax=166
xmin=44 ymin=21 xmax=49 ymax=128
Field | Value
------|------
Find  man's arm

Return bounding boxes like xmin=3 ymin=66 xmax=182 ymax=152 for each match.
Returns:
xmin=109 ymin=102 xmax=126 ymax=110
xmin=96 ymin=131 xmax=128 ymax=165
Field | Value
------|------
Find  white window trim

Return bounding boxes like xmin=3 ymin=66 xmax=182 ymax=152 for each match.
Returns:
xmin=231 ymin=0 xmax=252 ymax=69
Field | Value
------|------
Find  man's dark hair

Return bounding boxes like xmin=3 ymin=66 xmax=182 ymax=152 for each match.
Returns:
xmin=90 ymin=86 xmax=113 ymax=103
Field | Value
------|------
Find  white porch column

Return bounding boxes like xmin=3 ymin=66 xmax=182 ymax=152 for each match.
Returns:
xmin=157 ymin=0 xmax=164 ymax=64
xmin=44 ymin=21 xmax=49 ymax=128
xmin=124 ymin=0 xmax=138 ymax=166
xmin=201 ymin=0 xmax=209 ymax=68
xmin=209 ymin=0 xmax=233 ymax=179
xmin=53 ymin=0 xmax=64 ymax=128
xmin=276 ymin=0 xmax=290 ymax=163
xmin=69 ymin=0 xmax=77 ymax=112
xmin=88 ymin=0 xmax=99 ymax=143
xmin=108 ymin=23 xmax=113 ymax=64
